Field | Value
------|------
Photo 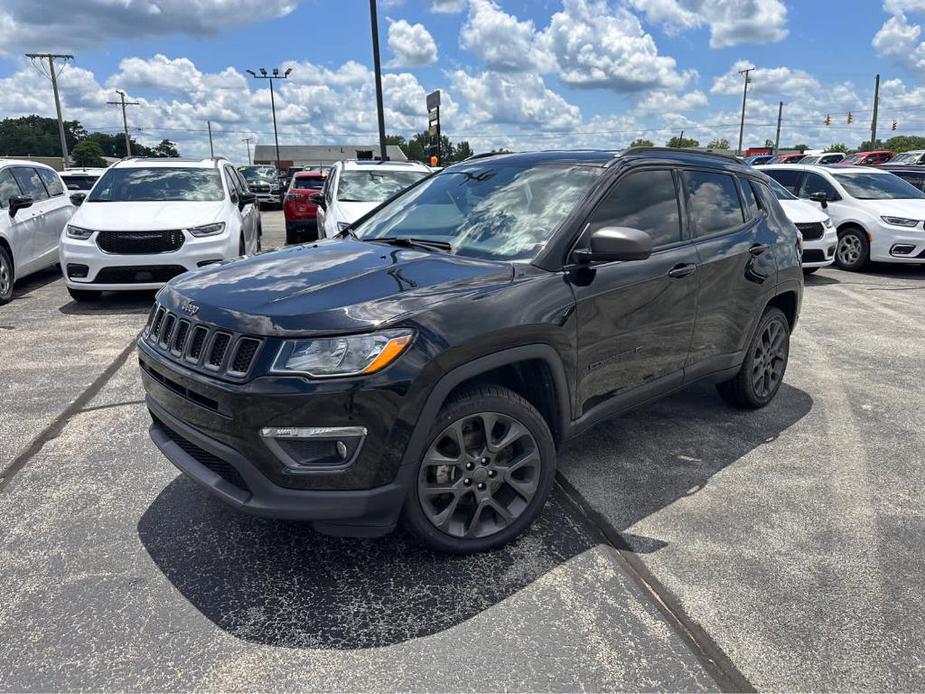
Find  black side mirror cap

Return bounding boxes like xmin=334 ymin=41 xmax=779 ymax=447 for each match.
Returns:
xmin=69 ymin=192 xmax=87 ymax=206
xmin=239 ymin=191 xmax=256 ymax=207
xmin=809 ymin=192 xmax=828 ymax=208
xmin=9 ymin=194 xmax=33 ymax=217
xmin=573 ymin=226 xmax=653 ymax=265
xmin=309 ymin=192 xmax=325 ymax=207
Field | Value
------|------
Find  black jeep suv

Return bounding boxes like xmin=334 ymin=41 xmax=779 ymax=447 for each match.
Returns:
xmin=139 ymin=149 xmax=802 ymax=553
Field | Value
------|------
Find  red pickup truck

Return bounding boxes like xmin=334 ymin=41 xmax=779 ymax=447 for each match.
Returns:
xmin=284 ymin=172 xmax=326 ymax=244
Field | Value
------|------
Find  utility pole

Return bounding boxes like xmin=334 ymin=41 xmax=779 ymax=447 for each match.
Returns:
xmin=25 ymin=53 xmax=73 ymax=169
xmin=870 ymin=73 xmax=881 ymax=150
xmin=369 ymin=0 xmax=388 ymax=161
xmin=737 ymin=66 xmax=756 ymax=156
xmin=242 ymin=137 xmax=253 ymax=165
xmin=246 ymin=67 xmax=291 ymax=171
xmin=774 ymin=101 xmax=783 ymax=155
xmin=207 ymin=120 xmax=214 ymax=158
xmin=107 ymin=90 xmax=140 ymax=157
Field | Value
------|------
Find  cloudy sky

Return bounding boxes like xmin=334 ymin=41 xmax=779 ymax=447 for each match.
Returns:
xmin=2 ymin=0 xmax=925 ymax=160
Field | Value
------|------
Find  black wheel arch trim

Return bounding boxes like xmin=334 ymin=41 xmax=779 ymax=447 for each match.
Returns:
xmin=398 ymin=344 xmax=572 ymax=470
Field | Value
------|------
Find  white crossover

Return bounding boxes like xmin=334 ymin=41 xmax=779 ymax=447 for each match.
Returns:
xmin=315 ymin=159 xmax=431 ymax=239
xmin=0 ymin=159 xmax=74 ymax=304
xmin=759 ymin=163 xmax=925 ymax=270
xmin=59 ymin=157 xmax=260 ymax=301
xmin=760 ymin=174 xmax=836 ymax=272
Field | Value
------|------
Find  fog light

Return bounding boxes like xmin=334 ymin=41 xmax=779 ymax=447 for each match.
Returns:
xmin=891 ymin=244 xmax=916 ymax=256
xmin=66 ymin=263 xmax=89 ymax=278
xmin=260 ymin=426 xmax=367 ymax=471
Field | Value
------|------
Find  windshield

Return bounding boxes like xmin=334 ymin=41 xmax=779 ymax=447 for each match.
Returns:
xmin=841 ymin=154 xmax=864 ymax=164
xmin=889 ymin=152 xmax=921 ymax=164
xmin=352 ymin=163 xmax=602 ymax=261
xmin=337 ymin=170 xmax=429 ymax=202
xmin=238 ymin=166 xmax=277 ymax=181
xmin=833 ymin=172 xmax=925 ymax=199
xmin=88 ymin=167 xmax=224 ymax=202
xmin=801 ymin=156 xmax=820 ymax=165
xmin=763 ymin=175 xmax=797 ymax=200
xmin=61 ymin=174 xmax=100 ymax=191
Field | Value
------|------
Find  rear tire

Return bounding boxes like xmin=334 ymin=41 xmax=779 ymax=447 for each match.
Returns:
xmin=402 ymin=384 xmax=556 ymax=554
xmin=717 ymin=307 xmax=790 ymax=409
xmin=835 ymin=228 xmax=869 ymax=271
xmin=67 ymin=287 xmax=102 ymax=302
xmin=0 ymin=245 xmax=13 ymax=305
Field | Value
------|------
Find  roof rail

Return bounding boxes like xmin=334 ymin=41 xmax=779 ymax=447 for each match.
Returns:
xmin=623 ymin=146 xmax=743 ymax=162
xmin=464 ymin=151 xmax=511 ymax=161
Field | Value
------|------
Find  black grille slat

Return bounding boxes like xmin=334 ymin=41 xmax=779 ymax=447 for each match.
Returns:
xmin=208 ymin=333 xmax=231 ymax=368
xmin=230 ymin=338 xmax=260 ymax=374
xmin=796 ymin=222 xmax=825 ymax=241
xmin=97 ymin=230 xmax=184 ymax=254
xmin=153 ymin=415 xmax=249 ymax=492
xmin=173 ymin=321 xmax=190 ymax=354
xmin=160 ymin=314 xmax=176 ymax=348
xmin=94 ymin=265 xmax=187 ymax=284
xmin=188 ymin=326 xmax=209 ymax=362
xmin=150 ymin=307 xmax=165 ymax=339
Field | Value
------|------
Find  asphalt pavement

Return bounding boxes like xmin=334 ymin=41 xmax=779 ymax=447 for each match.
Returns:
xmin=1 ymin=209 xmax=923 ymax=691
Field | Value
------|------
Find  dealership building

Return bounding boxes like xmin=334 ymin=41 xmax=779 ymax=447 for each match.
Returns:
xmin=252 ymin=144 xmax=408 ymax=169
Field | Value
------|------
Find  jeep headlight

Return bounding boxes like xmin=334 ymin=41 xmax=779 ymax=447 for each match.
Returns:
xmin=66 ymin=224 xmax=93 ymax=240
xmin=188 ymin=222 xmax=226 ymax=237
xmin=272 ymin=329 xmax=414 ymax=377
xmin=881 ymin=216 xmax=919 ymax=228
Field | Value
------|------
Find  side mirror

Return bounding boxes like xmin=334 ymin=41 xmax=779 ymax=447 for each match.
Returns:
xmin=309 ymin=192 xmax=325 ymax=208
xmin=574 ymin=226 xmax=653 ymax=265
xmin=69 ymin=192 xmax=86 ymax=206
xmin=9 ymin=194 xmax=33 ymax=217
xmin=809 ymin=192 xmax=828 ymax=209
xmin=239 ymin=191 xmax=256 ymax=207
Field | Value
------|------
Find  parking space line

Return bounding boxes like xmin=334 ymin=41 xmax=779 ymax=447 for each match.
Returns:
xmin=0 ymin=332 xmax=141 ymax=494
xmin=555 ymin=473 xmax=756 ymax=694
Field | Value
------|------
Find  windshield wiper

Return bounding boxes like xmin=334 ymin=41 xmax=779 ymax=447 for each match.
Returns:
xmin=370 ymin=237 xmax=453 ymax=252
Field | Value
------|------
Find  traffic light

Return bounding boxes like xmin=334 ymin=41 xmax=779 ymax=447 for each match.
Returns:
xmin=824 ymin=114 xmax=832 ymax=126
xmin=847 ymin=111 xmax=854 ymax=124
xmin=892 ymin=119 xmax=898 ymax=131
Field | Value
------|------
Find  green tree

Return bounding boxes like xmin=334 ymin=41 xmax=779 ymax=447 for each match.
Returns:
xmin=85 ymin=132 xmax=155 ymax=158
xmin=452 ymin=140 xmax=473 ymax=161
xmin=882 ymin=135 xmax=925 ymax=153
xmin=827 ymin=143 xmax=850 ymax=153
xmin=153 ymin=139 xmax=179 ymax=157
xmin=629 ymin=138 xmax=654 ymax=147
xmin=708 ymin=138 xmax=730 ymax=150
xmin=0 ymin=115 xmax=86 ymax=156
xmin=764 ymin=139 xmax=774 ymax=148
xmin=666 ymin=135 xmax=700 ymax=148
xmin=71 ymin=139 xmax=107 ymax=167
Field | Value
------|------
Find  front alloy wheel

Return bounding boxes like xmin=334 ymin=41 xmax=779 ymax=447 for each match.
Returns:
xmin=835 ymin=229 xmax=869 ymax=271
xmin=0 ymin=246 xmax=12 ymax=304
xmin=403 ymin=385 xmax=556 ymax=553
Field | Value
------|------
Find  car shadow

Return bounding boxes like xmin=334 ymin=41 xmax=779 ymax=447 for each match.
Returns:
xmin=10 ymin=266 xmax=62 ymax=299
xmin=58 ymin=290 xmax=156 ymax=316
xmin=558 ymin=381 xmax=813 ymax=551
xmin=137 ymin=485 xmax=598 ymax=650
xmin=803 ymin=271 xmax=840 ymax=285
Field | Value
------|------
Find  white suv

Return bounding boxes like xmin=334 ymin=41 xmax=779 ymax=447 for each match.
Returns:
xmin=315 ymin=159 xmax=431 ymax=238
xmin=0 ymin=159 xmax=74 ymax=304
xmin=761 ymin=174 xmax=836 ymax=272
xmin=60 ymin=157 xmax=260 ymax=301
xmin=760 ymin=163 xmax=925 ymax=270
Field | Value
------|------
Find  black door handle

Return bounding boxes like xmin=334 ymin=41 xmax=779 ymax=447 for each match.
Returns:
xmin=667 ymin=263 xmax=697 ymax=279
xmin=749 ymin=243 xmax=770 ymax=256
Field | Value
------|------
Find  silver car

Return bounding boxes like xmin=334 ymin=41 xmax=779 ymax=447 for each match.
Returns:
xmin=0 ymin=160 xmax=74 ymax=304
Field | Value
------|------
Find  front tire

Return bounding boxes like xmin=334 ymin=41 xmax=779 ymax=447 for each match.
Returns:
xmin=717 ymin=307 xmax=790 ymax=409
xmin=402 ymin=385 xmax=556 ymax=553
xmin=0 ymin=245 xmax=13 ymax=305
xmin=67 ymin=287 xmax=102 ymax=302
xmin=835 ymin=228 xmax=869 ymax=271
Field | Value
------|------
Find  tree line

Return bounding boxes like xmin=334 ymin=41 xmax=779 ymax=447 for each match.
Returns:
xmin=628 ymin=134 xmax=925 ymax=154
xmin=386 ymin=132 xmax=474 ymax=163
xmin=0 ymin=115 xmax=179 ymax=166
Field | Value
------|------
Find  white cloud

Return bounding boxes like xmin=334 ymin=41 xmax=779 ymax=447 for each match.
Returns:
xmin=0 ymin=0 xmax=300 ymax=52
xmin=873 ymin=6 xmax=925 ymax=72
xmin=540 ymin=0 xmax=695 ymax=91
xmin=634 ymin=90 xmax=708 ymax=114
xmin=629 ymin=0 xmax=788 ymax=48
xmin=460 ymin=0 xmax=554 ymax=72
xmin=386 ymin=18 xmax=438 ymax=67
xmin=711 ymin=61 xmax=820 ymax=96
xmin=430 ymin=0 xmax=464 ymax=11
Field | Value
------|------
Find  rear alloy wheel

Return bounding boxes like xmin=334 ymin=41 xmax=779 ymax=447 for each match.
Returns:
xmin=835 ymin=228 xmax=869 ymax=271
xmin=717 ymin=307 xmax=790 ymax=409
xmin=0 ymin=245 xmax=13 ymax=305
xmin=403 ymin=385 xmax=556 ymax=553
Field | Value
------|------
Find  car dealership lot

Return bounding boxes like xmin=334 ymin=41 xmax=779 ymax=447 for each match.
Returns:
xmin=1 ymin=210 xmax=924 ymax=691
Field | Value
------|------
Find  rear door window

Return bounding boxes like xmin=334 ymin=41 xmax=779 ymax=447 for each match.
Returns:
xmin=0 ymin=169 xmax=22 ymax=209
xmin=764 ymin=168 xmax=803 ymax=194
xmin=11 ymin=167 xmax=49 ymax=201
xmin=799 ymin=172 xmax=841 ymax=201
xmin=584 ymin=169 xmax=682 ymax=248
xmin=683 ymin=170 xmax=745 ymax=237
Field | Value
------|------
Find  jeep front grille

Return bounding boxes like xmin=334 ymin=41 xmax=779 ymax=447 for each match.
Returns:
xmin=144 ymin=303 xmax=264 ymax=380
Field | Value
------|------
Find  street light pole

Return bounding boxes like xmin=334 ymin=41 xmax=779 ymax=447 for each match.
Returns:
xmin=242 ymin=137 xmax=253 ymax=165
xmin=737 ymin=66 xmax=756 ymax=156
xmin=107 ymin=89 xmax=140 ymax=157
xmin=369 ymin=0 xmax=388 ymax=161
xmin=25 ymin=53 xmax=73 ymax=169
xmin=246 ymin=67 xmax=291 ymax=171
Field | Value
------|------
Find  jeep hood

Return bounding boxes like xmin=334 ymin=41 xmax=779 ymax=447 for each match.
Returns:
xmin=160 ymin=238 xmax=515 ymax=336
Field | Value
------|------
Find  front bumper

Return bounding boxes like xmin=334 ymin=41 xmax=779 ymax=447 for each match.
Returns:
xmin=801 ymin=228 xmax=837 ymax=268
xmin=60 ymin=231 xmax=237 ymax=291
xmin=869 ymin=226 xmax=925 ymax=263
